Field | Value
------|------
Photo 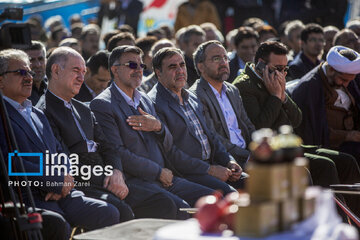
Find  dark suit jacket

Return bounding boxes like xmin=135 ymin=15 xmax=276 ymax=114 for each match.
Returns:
xmin=287 ymin=65 xmax=330 ymax=147
xmin=36 ymin=91 xmax=123 ymax=177
xmin=185 ymin=55 xmax=199 ymax=88
xmin=148 ymin=82 xmax=233 ymax=167
xmin=189 ymin=78 xmax=254 ymax=164
xmin=90 ymin=83 xmax=209 ymax=182
xmin=232 ymin=63 xmax=302 ymax=130
xmin=288 ymin=51 xmax=320 ymax=81
xmin=2 ymin=101 xmax=68 ymax=212
xmin=229 ymin=56 xmax=240 ymax=83
xmin=74 ymin=84 xmax=94 ymax=103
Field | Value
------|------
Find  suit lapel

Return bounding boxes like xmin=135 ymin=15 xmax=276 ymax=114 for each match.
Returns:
xmin=6 ymin=102 xmax=46 ymax=150
xmin=200 ymin=78 xmax=230 ymax=139
xmin=111 ymin=84 xmax=146 ymax=142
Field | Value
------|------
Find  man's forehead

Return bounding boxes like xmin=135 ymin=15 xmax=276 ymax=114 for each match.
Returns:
xmin=163 ymin=53 xmax=184 ymax=64
xmin=9 ymin=59 xmax=29 ymax=68
xmin=206 ymin=44 xmax=226 ymax=55
xmin=26 ymin=49 xmax=45 ymax=57
xmin=119 ymin=52 xmax=141 ymax=61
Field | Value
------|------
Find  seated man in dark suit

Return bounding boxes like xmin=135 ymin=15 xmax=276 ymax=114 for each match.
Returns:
xmin=190 ymin=40 xmax=255 ymax=169
xmin=0 ymin=49 xmax=119 ymax=238
xmin=74 ymin=50 xmax=111 ymax=102
xmin=37 ymin=46 xmax=178 ymax=220
xmin=148 ymin=47 xmax=242 ymax=194
xmin=90 ymin=46 xmax=214 ymax=219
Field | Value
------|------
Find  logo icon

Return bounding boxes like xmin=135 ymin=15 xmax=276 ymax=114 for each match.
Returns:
xmin=8 ymin=150 xmax=43 ymax=176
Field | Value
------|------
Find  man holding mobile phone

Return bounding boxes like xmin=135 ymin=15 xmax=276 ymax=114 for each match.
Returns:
xmin=233 ymin=41 xmax=300 ymax=130
xmin=232 ymin=41 xmax=360 ymax=219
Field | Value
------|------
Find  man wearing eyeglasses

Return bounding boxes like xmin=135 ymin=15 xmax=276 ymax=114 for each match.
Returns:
xmin=234 ymin=42 xmax=360 ymax=219
xmin=90 ymin=45 xmax=214 ymax=219
xmin=189 ymin=40 xmax=255 ymax=170
xmin=287 ymin=23 xmax=325 ymax=81
xmin=148 ymin=46 xmax=244 ymax=193
xmin=232 ymin=41 xmax=301 ymax=130
xmin=0 ymin=48 xmax=119 ymax=238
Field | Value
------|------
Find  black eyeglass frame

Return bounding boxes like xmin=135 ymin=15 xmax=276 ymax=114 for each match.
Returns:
xmin=0 ymin=69 xmax=35 ymax=77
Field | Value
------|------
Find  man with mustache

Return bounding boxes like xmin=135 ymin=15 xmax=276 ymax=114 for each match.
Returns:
xmin=288 ymin=46 xmax=360 ymax=164
xmin=24 ymin=41 xmax=47 ymax=105
xmin=148 ymin=46 xmax=244 ymax=193
xmin=189 ymin=40 xmax=255 ymax=170
xmin=0 ymin=48 xmax=119 ymax=239
xmin=90 ymin=45 xmax=214 ymax=219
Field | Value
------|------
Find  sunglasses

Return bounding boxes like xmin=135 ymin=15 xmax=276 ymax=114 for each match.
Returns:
xmin=269 ymin=65 xmax=289 ymax=73
xmin=0 ymin=69 xmax=35 ymax=77
xmin=114 ymin=62 xmax=147 ymax=70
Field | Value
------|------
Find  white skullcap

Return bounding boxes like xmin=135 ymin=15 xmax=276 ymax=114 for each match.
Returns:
xmin=327 ymin=46 xmax=360 ymax=74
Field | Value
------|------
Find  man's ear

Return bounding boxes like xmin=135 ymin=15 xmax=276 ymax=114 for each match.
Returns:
xmin=51 ymin=64 xmax=60 ymax=79
xmin=110 ymin=65 xmax=118 ymax=79
xmin=154 ymin=68 xmax=161 ymax=79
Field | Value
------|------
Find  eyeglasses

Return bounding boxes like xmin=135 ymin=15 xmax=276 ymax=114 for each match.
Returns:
xmin=0 ymin=69 xmax=35 ymax=77
xmin=208 ymin=56 xmax=230 ymax=63
xmin=114 ymin=62 xmax=147 ymax=70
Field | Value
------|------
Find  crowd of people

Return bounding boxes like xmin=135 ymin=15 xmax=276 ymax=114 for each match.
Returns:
xmin=1 ymin=0 xmax=360 ymax=239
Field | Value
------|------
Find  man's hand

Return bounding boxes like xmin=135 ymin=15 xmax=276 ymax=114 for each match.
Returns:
xmin=159 ymin=168 xmax=173 ymax=188
xmin=346 ymin=130 xmax=360 ymax=142
xmin=263 ymin=66 xmax=283 ymax=100
xmin=274 ymin=70 xmax=287 ymax=102
xmin=227 ymin=161 xmax=242 ymax=182
xmin=61 ymin=175 xmax=74 ymax=197
xmin=103 ymin=169 xmax=129 ymax=200
xmin=126 ymin=107 xmax=162 ymax=132
xmin=208 ymin=165 xmax=232 ymax=182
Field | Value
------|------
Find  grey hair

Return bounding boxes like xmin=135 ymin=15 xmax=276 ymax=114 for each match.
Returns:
xmin=46 ymin=46 xmax=83 ymax=80
xmin=284 ymin=20 xmax=305 ymax=39
xmin=0 ymin=49 xmax=30 ymax=75
xmin=193 ymin=40 xmax=223 ymax=76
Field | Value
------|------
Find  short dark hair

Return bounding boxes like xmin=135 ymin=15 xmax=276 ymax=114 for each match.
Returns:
xmin=107 ymin=32 xmax=135 ymax=52
xmin=103 ymin=30 xmax=120 ymax=48
xmin=254 ymin=41 xmax=288 ymax=64
xmin=339 ymin=49 xmax=357 ymax=61
xmin=234 ymin=26 xmax=259 ymax=47
xmin=108 ymin=45 xmax=143 ymax=79
xmin=301 ymin=23 xmax=324 ymax=42
xmin=193 ymin=40 xmax=224 ymax=76
xmin=24 ymin=40 xmax=46 ymax=52
xmin=87 ymin=50 xmax=110 ymax=75
xmin=135 ymin=36 xmax=158 ymax=55
xmin=152 ymin=47 xmax=184 ymax=78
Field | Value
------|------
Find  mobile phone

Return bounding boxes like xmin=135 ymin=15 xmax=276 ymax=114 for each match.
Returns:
xmin=255 ymin=61 xmax=273 ymax=75
xmin=255 ymin=61 xmax=266 ymax=73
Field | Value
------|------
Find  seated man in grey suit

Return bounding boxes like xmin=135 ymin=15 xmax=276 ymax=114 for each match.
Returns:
xmin=0 ymin=48 xmax=119 ymax=238
xmin=189 ymin=40 xmax=255 ymax=168
xmin=90 ymin=45 xmax=214 ymax=219
xmin=148 ymin=47 xmax=243 ymax=193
